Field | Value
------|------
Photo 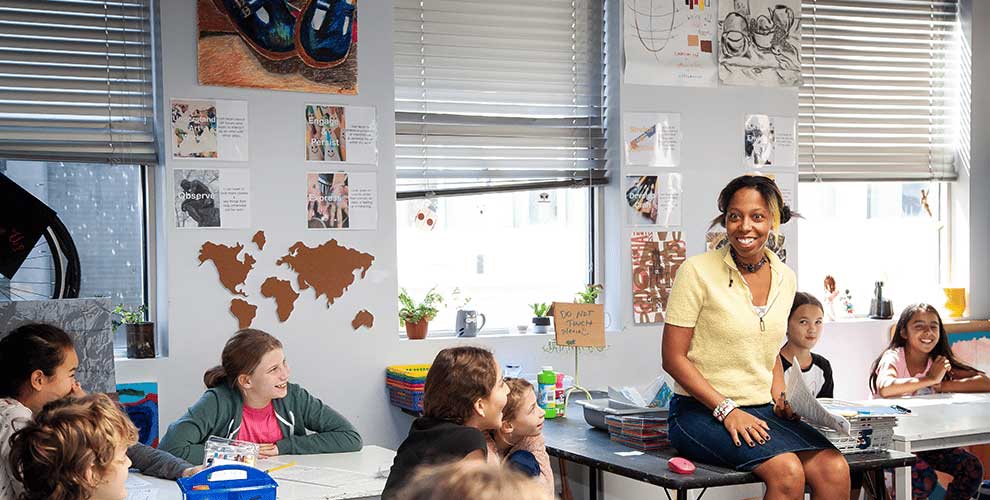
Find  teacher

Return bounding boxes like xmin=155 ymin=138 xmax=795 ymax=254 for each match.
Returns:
xmin=661 ymin=175 xmax=849 ymax=499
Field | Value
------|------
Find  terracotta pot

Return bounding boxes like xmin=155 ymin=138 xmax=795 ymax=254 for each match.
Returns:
xmin=405 ymin=319 xmax=430 ymax=340
xmin=126 ymin=322 xmax=156 ymax=359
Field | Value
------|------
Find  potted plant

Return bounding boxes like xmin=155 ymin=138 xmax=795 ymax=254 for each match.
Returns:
xmin=575 ymin=283 xmax=604 ymax=304
xmin=530 ymin=302 xmax=551 ymax=334
xmin=112 ymin=304 xmax=155 ymax=359
xmin=399 ymin=287 xmax=444 ymax=340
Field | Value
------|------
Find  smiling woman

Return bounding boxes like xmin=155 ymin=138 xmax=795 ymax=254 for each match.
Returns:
xmin=661 ymin=175 xmax=852 ymax=500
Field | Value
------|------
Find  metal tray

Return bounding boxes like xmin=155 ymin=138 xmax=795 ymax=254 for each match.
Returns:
xmin=575 ymin=398 xmax=668 ymax=430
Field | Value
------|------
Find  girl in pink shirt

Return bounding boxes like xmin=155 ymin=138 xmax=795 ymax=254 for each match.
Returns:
xmin=868 ymin=303 xmax=990 ymax=500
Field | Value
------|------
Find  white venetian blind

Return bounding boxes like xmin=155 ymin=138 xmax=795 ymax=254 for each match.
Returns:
xmin=394 ymin=0 xmax=606 ymax=198
xmin=0 ymin=0 xmax=158 ymax=164
xmin=800 ymin=0 xmax=960 ymax=181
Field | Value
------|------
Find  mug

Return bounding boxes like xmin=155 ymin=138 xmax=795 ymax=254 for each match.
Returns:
xmin=456 ymin=310 xmax=486 ymax=337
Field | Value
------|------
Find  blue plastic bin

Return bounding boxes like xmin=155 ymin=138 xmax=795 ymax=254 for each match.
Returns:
xmin=177 ymin=464 xmax=277 ymax=500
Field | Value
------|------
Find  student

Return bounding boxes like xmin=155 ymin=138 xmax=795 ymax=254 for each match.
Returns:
xmin=662 ymin=175 xmax=850 ymax=500
xmin=8 ymin=393 xmax=138 ymax=500
xmin=381 ymin=346 xmax=510 ymax=499
xmin=869 ymin=303 xmax=988 ymax=500
xmin=395 ymin=460 xmax=549 ymax=500
xmin=0 ymin=323 xmax=198 ymax=500
xmin=779 ymin=292 xmax=834 ymax=398
xmin=485 ymin=378 xmax=553 ymax=498
xmin=159 ymin=328 xmax=362 ymax=464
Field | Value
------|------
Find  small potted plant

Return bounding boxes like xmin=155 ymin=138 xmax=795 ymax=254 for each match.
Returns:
xmin=575 ymin=283 xmax=604 ymax=304
xmin=399 ymin=287 xmax=444 ymax=340
xmin=530 ymin=302 xmax=551 ymax=334
xmin=112 ymin=304 xmax=155 ymax=359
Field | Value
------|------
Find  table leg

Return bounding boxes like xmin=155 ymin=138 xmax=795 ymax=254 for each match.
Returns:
xmin=676 ymin=489 xmax=688 ymax=500
xmin=867 ymin=467 xmax=886 ymax=500
xmin=588 ymin=466 xmax=603 ymax=500
xmin=893 ymin=440 xmax=912 ymax=500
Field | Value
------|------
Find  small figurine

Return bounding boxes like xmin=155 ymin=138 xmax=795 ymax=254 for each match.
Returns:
xmin=824 ymin=275 xmax=839 ymax=321
xmin=841 ymin=289 xmax=854 ymax=316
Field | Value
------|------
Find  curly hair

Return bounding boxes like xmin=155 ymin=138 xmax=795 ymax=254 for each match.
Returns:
xmin=423 ymin=347 xmax=499 ymax=424
xmin=395 ymin=460 xmax=546 ymax=500
xmin=8 ymin=393 xmax=137 ymax=500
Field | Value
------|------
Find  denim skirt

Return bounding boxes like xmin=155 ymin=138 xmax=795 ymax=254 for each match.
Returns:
xmin=668 ymin=395 xmax=836 ymax=472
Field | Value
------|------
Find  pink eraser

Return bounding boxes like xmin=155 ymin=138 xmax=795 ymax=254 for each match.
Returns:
xmin=668 ymin=457 xmax=696 ymax=474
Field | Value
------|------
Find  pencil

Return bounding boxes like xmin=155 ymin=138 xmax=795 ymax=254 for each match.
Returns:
xmin=265 ymin=461 xmax=297 ymax=474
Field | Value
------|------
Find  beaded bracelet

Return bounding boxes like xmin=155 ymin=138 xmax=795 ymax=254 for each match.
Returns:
xmin=713 ymin=398 xmax=737 ymax=422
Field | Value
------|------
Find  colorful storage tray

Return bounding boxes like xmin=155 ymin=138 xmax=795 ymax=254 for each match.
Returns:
xmin=386 ymin=364 xmax=429 ymax=412
xmin=177 ymin=464 xmax=277 ymax=500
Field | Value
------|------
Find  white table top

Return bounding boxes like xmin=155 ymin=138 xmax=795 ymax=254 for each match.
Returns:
xmin=867 ymin=393 xmax=990 ymax=446
xmin=127 ymin=445 xmax=396 ymax=500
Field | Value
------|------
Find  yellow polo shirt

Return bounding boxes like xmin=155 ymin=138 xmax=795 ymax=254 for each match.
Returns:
xmin=664 ymin=246 xmax=796 ymax=406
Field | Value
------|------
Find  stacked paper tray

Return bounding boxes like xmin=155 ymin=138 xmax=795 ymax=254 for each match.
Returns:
xmin=813 ymin=415 xmax=897 ymax=454
xmin=386 ymin=364 xmax=430 ymax=412
xmin=606 ymin=414 xmax=670 ymax=451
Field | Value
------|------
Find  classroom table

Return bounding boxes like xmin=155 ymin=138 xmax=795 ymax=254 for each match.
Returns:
xmin=869 ymin=393 xmax=990 ymax=500
xmin=543 ymin=404 xmax=917 ymax=500
xmin=126 ymin=445 xmax=396 ymax=500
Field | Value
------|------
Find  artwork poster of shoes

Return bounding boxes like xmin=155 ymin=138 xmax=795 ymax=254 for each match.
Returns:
xmin=198 ymin=0 xmax=358 ymax=94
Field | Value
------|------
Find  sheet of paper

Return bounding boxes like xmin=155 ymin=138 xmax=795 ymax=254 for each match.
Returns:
xmin=125 ymin=489 xmax=157 ymax=500
xmin=125 ymin=475 xmax=152 ymax=488
xmin=266 ymin=464 xmax=387 ymax=497
xmin=787 ymin=357 xmax=851 ymax=436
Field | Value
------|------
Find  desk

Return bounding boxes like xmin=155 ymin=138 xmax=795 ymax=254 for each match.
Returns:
xmin=127 ymin=445 xmax=396 ymax=500
xmin=869 ymin=393 xmax=990 ymax=500
xmin=544 ymin=406 xmax=916 ymax=500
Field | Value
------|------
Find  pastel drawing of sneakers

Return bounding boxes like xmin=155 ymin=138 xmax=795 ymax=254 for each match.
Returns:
xmin=295 ymin=0 xmax=356 ymax=69
xmin=211 ymin=0 xmax=297 ymax=61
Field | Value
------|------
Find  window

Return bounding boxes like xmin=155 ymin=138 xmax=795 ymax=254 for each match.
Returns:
xmin=797 ymin=181 xmax=946 ymax=317
xmin=393 ymin=1 xmax=605 ymax=335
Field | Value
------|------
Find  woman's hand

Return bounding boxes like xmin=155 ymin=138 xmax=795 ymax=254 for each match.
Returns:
xmin=773 ymin=392 xmax=800 ymax=421
xmin=258 ymin=443 xmax=279 ymax=459
xmin=723 ymin=409 xmax=770 ymax=447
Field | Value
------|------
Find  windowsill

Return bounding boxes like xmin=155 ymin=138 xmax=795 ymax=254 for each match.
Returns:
xmin=398 ymin=327 xmax=624 ymax=340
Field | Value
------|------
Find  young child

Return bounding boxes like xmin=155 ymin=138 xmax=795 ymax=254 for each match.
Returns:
xmin=0 ymin=323 xmax=199 ymax=499
xmin=395 ymin=460 xmax=549 ymax=500
xmin=381 ymin=346 xmax=510 ymax=500
xmin=486 ymin=378 xmax=553 ymax=498
xmin=869 ymin=303 xmax=990 ymax=500
xmin=779 ymin=292 xmax=834 ymax=398
xmin=160 ymin=328 xmax=362 ymax=463
xmin=8 ymin=393 xmax=138 ymax=500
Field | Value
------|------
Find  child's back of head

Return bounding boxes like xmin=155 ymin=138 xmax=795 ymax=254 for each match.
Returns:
xmin=395 ymin=460 xmax=548 ymax=500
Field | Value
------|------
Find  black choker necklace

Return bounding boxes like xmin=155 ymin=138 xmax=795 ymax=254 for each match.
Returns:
xmin=730 ymin=247 xmax=768 ymax=273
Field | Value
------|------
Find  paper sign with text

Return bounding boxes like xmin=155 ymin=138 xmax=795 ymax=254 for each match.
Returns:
xmin=552 ymin=302 xmax=606 ymax=347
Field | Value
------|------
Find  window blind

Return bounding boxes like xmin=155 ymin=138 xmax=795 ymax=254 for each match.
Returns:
xmin=0 ymin=0 xmax=158 ymax=165
xmin=394 ymin=0 xmax=606 ymax=199
xmin=800 ymin=0 xmax=960 ymax=181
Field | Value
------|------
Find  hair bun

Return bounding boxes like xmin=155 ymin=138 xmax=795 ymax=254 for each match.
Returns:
xmin=780 ymin=205 xmax=792 ymax=224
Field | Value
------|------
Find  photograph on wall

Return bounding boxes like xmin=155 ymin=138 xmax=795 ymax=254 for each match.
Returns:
xmin=304 ymin=105 xmax=378 ymax=164
xmin=743 ymin=114 xmax=796 ymax=167
xmin=197 ymin=0 xmax=358 ymax=95
xmin=116 ymin=382 xmax=159 ymax=447
xmin=624 ymin=173 xmax=683 ymax=226
xmin=624 ymin=0 xmax=717 ymax=87
xmin=624 ymin=112 xmax=682 ymax=167
xmin=631 ymin=231 xmax=687 ymax=324
xmin=706 ymin=230 xmax=787 ymax=263
xmin=718 ymin=0 xmax=801 ymax=87
xmin=174 ymin=168 xmax=251 ymax=229
xmin=306 ymin=172 xmax=377 ymax=230
xmin=170 ymin=99 xmax=249 ymax=161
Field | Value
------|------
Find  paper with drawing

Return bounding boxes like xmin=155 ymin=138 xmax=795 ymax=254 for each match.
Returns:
xmin=786 ymin=357 xmax=851 ymax=436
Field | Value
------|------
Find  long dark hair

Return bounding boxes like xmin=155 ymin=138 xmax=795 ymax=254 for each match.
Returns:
xmin=423 ymin=346 xmax=498 ymax=424
xmin=868 ymin=303 xmax=981 ymax=393
xmin=0 ymin=323 xmax=75 ymax=398
xmin=709 ymin=174 xmax=798 ymax=231
xmin=203 ymin=329 xmax=283 ymax=389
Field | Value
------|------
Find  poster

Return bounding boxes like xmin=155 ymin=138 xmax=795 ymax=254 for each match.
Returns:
xmin=170 ymin=99 xmax=248 ymax=160
xmin=718 ymin=0 xmax=801 ymax=87
xmin=624 ymin=0 xmax=717 ymax=87
xmin=624 ymin=173 xmax=683 ymax=226
xmin=706 ymin=230 xmax=787 ymax=263
xmin=197 ymin=0 xmax=358 ymax=94
xmin=117 ymin=382 xmax=159 ymax=447
xmin=624 ymin=113 xmax=681 ymax=166
xmin=631 ymin=231 xmax=686 ymax=324
xmin=174 ymin=169 xmax=251 ymax=229
xmin=305 ymin=105 xmax=378 ymax=164
xmin=744 ymin=115 xmax=796 ymax=167
xmin=306 ymin=172 xmax=377 ymax=230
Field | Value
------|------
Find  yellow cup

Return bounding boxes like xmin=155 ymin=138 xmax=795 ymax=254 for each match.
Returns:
xmin=943 ymin=287 xmax=967 ymax=318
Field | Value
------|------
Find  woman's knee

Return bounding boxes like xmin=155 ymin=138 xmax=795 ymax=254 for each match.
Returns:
xmin=807 ymin=451 xmax=851 ymax=489
xmin=758 ymin=454 xmax=806 ymax=494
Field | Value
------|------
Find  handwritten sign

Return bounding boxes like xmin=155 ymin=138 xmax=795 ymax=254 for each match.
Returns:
xmin=552 ymin=302 xmax=606 ymax=348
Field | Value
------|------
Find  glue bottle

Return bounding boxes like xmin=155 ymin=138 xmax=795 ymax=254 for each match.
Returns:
xmin=538 ymin=366 xmax=557 ymax=419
